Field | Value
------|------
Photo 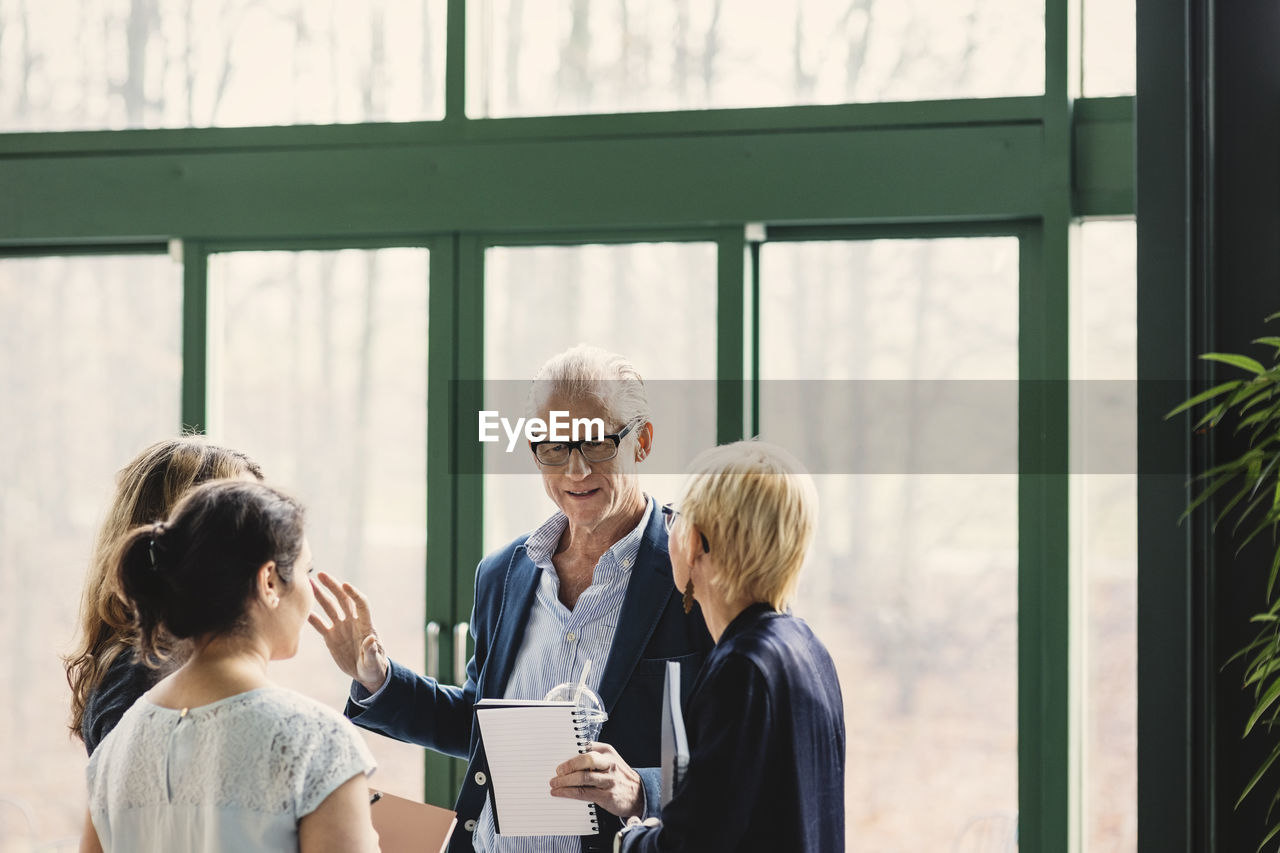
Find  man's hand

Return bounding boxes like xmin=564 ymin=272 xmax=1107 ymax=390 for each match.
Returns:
xmin=549 ymin=742 xmax=644 ymax=820
xmin=308 ymin=572 xmax=389 ymax=695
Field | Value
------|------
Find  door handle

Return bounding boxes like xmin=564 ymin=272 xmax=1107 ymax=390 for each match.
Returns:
xmin=426 ymin=621 xmax=441 ymax=681
xmin=453 ymin=621 xmax=470 ymax=686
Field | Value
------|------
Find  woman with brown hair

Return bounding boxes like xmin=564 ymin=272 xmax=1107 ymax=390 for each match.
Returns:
xmin=64 ymin=437 xmax=262 ymax=754
xmin=80 ymin=479 xmax=378 ymax=853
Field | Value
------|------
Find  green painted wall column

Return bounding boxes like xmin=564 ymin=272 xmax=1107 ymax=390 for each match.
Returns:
xmin=716 ymin=228 xmax=746 ymax=445
xmin=181 ymin=240 xmax=208 ymax=434
xmin=424 ymin=235 xmax=462 ymax=806
xmin=1022 ymin=0 xmax=1074 ymax=849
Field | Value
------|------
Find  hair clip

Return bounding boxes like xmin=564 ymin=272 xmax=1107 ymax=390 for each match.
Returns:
xmin=148 ymin=522 xmax=165 ymax=570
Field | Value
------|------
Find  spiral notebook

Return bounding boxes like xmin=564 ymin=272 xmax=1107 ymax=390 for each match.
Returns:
xmin=474 ymin=699 xmax=600 ymax=837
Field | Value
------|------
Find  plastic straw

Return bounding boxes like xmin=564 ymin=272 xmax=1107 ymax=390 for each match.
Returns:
xmin=574 ymin=658 xmax=592 ymax=706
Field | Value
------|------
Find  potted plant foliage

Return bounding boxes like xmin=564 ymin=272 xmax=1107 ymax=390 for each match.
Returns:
xmin=1168 ymin=312 xmax=1280 ymax=849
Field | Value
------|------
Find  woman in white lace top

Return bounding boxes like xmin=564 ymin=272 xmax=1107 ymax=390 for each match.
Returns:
xmin=79 ymin=480 xmax=379 ymax=853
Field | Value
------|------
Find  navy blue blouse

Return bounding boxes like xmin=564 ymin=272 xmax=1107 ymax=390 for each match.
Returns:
xmin=621 ymin=603 xmax=846 ymax=853
xmin=82 ymin=651 xmax=159 ymax=755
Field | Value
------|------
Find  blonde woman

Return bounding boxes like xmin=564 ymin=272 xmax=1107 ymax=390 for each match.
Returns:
xmin=65 ymin=437 xmax=263 ymax=753
xmin=590 ymin=440 xmax=846 ymax=853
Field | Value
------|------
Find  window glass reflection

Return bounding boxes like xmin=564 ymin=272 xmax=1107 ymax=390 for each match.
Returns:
xmin=468 ymin=0 xmax=1043 ymax=117
xmin=759 ymin=237 xmax=1020 ymax=851
xmin=208 ymin=247 xmax=429 ymax=800
xmin=0 ymin=253 xmax=180 ymax=846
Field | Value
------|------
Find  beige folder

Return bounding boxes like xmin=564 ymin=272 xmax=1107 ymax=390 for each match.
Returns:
xmin=369 ymin=788 xmax=457 ymax=853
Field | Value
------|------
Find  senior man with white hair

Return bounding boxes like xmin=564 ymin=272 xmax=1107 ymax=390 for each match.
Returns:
xmin=310 ymin=344 xmax=713 ymax=853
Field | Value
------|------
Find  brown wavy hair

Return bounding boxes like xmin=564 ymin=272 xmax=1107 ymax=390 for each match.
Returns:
xmin=64 ymin=437 xmax=262 ymax=741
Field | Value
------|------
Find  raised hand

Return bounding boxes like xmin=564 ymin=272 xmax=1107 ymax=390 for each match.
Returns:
xmin=308 ymin=572 xmax=389 ymax=695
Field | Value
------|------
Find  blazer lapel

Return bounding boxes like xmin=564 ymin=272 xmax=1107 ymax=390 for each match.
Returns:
xmin=597 ymin=507 xmax=672 ymax=713
xmin=482 ymin=546 xmax=540 ymax=698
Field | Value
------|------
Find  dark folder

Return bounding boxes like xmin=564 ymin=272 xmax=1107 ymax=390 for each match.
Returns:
xmin=660 ymin=660 xmax=690 ymax=806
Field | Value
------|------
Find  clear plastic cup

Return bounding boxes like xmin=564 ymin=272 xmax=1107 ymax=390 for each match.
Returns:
xmin=544 ymin=682 xmax=609 ymax=743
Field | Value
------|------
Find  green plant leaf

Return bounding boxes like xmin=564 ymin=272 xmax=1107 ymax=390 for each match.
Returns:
xmin=1244 ymin=658 xmax=1280 ymax=691
xmin=1235 ymin=631 xmax=1280 ymax=700
xmin=1244 ymin=630 xmax=1280 ymax=680
xmin=1266 ymin=784 xmax=1280 ymax=823
xmin=1251 ymin=456 xmax=1280 ymax=502
xmin=1240 ymin=406 xmax=1280 ymax=431
xmin=1217 ymin=482 xmax=1258 ymax=529
xmin=1266 ymin=311 xmax=1280 ymax=323
xmin=1246 ymin=678 xmax=1280 ymax=737
xmin=1255 ymin=816 xmax=1280 ymax=853
xmin=1233 ymin=489 xmax=1280 ymax=537
xmin=1167 ymin=380 xmax=1247 ymax=418
xmin=1237 ymin=516 xmax=1280 ymax=558
xmin=1229 ymin=381 xmax=1278 ymax=410
xmin=1240 ymin=391 xmax=1279 ymax=417
xmin=1238 ymin=741 xmax=1280 ymax=807
xmin=1249 ymin=656 xmax=1280 ymax=695
xmin=1248 ymin=419 xmax=1280 ymax=448
xmin=1195 ymin=403 xmax=1229 ymax=431
xmin=1254 ymin=336 xmax=1280 ymax=352
xmin=1182 ymin=471 xmax=1247 ymax=523
xmin=1198 ymin=449 xmax=1267 ymax=481
xmin=1227 ymin=631 xmax=1279 ymax=669
xmin=1268 ymin=547 xmax=1280 ymax=602
xmin=1203 ymin=352 xmax=1269 ymax=375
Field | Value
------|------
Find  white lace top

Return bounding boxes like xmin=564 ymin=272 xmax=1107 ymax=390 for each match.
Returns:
xmin=86 ymin=686 xmax=376 ymax=853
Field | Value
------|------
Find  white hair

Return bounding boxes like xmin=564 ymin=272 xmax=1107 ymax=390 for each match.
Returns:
xmin=526 ymin=344 xmax=651 ymax=430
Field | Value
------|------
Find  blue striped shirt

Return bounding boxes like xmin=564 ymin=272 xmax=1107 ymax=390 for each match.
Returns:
xmin=474 ymin=498 xmax=653 ymax=853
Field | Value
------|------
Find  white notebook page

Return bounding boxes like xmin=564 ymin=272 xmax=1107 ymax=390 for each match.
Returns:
xmin=475 ymin=702 xmax=598 ymax=836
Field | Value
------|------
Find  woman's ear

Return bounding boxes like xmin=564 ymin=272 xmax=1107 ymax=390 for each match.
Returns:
xmin=256 ymin=561 xmax=280 ymax=608
xmin=683 ymin=524 xmax=707 ymax=570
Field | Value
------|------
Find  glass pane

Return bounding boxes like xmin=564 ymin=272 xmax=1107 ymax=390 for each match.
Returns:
xmin=1074 ymin=221 xmax=1136 ymax=851
xmin=0 ymin=0 xmax=446 ymax=132
xmin=208 ymin=247 xmax=428 ymax=800
xmin=759 ymin=237 xmax=1020 ymax=851
xmin=468 ymin=0 xmax=1043 ymax=117
xmin=482 ymin=242 xmax=717 ymax=553
xmin=0 ymin=254 xmax=180 ymax=846
xmin=1083 ymin=0 xmax=1136 ymax=96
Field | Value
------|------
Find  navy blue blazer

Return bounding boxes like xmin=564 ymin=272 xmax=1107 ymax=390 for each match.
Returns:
xmin=346 ymin=506 xmax=713 ymax=853
xmin=619 ymin=603 xmax=846 ymax=853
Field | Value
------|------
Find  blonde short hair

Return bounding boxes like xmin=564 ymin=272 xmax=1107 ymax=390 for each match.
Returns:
xmin=677 ymin=440 xmax=818 ymax=611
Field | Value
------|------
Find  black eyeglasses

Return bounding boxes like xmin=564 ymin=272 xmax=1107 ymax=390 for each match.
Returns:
xmin=530 ymin=419 xmax=640 ymax=466
xmin=661 ymin=502 xmax=710 ymax=553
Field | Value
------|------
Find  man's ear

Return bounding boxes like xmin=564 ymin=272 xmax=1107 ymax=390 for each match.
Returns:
xmin=635 ymin=421 xmax=654 ymax=461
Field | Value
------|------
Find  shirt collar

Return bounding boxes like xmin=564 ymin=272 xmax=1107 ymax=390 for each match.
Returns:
xmin=525 ymin=496 xmax=654 ymax=579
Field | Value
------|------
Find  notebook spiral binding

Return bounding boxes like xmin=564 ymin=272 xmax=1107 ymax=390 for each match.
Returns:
xmin=571 ymin=709 xmax=601 ymax=832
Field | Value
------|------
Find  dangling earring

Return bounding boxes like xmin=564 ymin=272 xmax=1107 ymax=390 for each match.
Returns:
xmin=682 ymin=579 xmax=695 ymax=614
